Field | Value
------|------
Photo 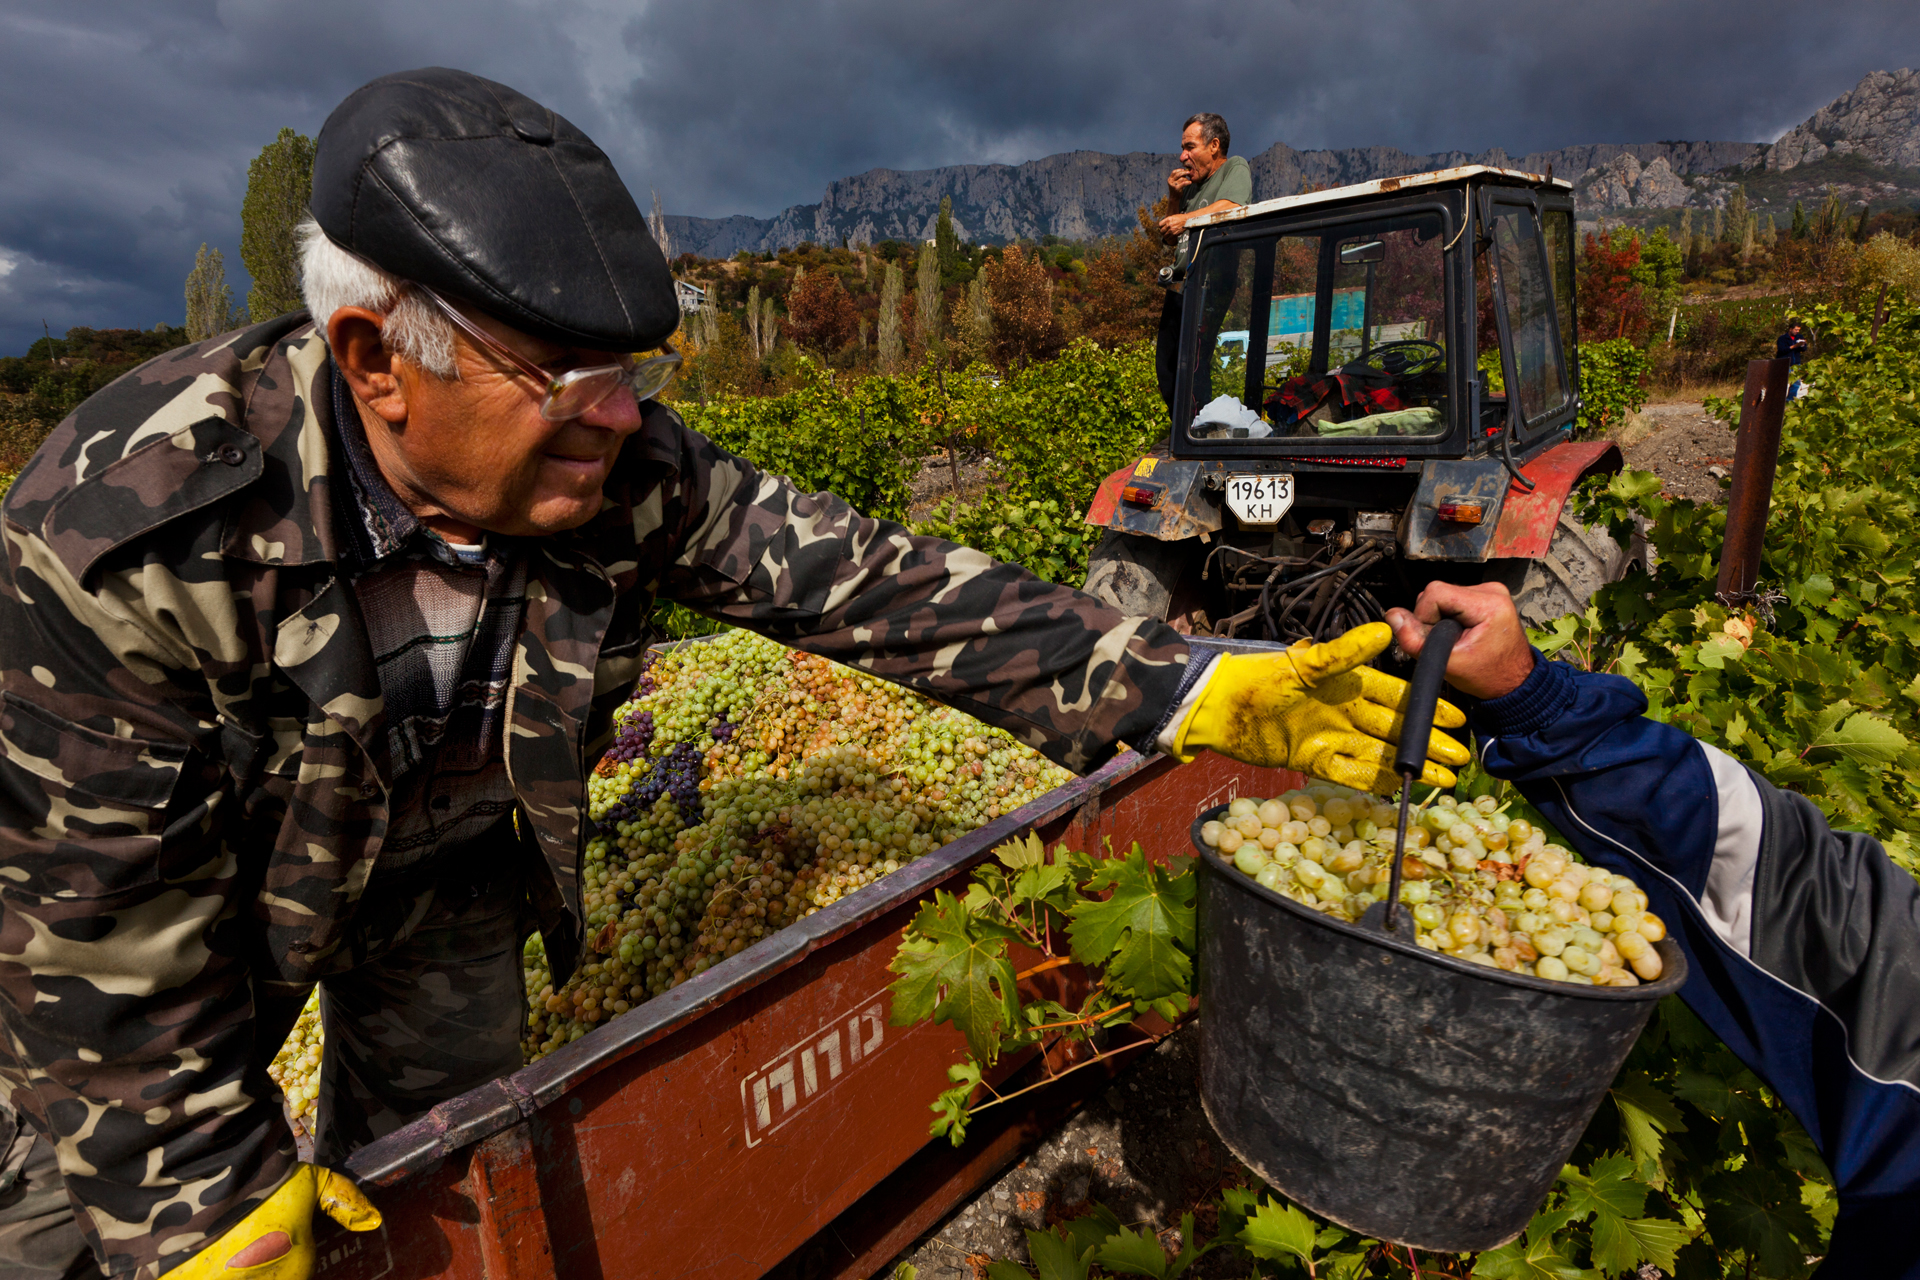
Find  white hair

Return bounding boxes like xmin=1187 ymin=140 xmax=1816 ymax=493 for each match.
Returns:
xmin=296 ymin=218 xmax=459 ymax=379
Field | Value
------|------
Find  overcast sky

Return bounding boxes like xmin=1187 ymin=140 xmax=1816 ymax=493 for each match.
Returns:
xmin=2 ymin=0 xmax=1916 ymax=355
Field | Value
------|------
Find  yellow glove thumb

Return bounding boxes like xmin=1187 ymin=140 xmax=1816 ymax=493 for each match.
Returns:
xmin=169 ymin=1163 xmax=381 ymax=1280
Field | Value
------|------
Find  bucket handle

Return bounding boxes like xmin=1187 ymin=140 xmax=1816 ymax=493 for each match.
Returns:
xmin=1380 ymin=617 xmax=1462 ymax=935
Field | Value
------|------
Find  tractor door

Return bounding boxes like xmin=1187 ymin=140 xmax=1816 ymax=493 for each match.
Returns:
xmin=1476 ymin=190 xmax=1578 ymax=445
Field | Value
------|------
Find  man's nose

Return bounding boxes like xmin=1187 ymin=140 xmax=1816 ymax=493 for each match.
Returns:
xmin=578 ymin=388 xmax=644 ymax=434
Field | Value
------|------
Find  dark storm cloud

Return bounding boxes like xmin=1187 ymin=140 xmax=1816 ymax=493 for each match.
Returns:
xmin=2 ymin=0 xmax=1916 ymax=354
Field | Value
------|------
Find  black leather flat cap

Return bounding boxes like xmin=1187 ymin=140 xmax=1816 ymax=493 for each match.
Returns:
xmin=312 ymin=67 xmax=677 ymax=352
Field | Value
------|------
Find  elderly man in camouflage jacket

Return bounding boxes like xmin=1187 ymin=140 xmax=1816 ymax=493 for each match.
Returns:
xmin=0 ymin=70 xmax=1465 ymax=1279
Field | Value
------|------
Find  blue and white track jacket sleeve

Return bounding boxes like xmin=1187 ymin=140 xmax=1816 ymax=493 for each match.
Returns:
xmin=1472 ymin=655 xmax=1920 ymax=1276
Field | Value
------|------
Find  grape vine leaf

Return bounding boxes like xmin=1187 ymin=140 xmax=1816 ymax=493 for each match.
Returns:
xmin=996 ymin=833 xmax=1047 ymax=869
xmin=1024 ymin=1229 xmax=1093 ymax=1280
xmin=1090 ymin=1225 xmax=1172 ymax=1278
xmin=1066 ymin=846 xmax=1196 ymax=1001
xmin=1809 ymin=710 xmax=1909 ymax=764
xmin=1609 ymin=1076 xmax=1687 ymax=1185
xmin=1469 ymin=1209 xmax=1595 ymax=1280
xmin=986 ymin=1264 xmax=1034 ymax=1280
xmin=1700 ymin=1168 xmax=1821 ymax=1278
xmin=1238 ymin=1198 xmax=1318 ymax=1268
xmin=1061 ymin=1203 xmax=1123 ymax=1259
xmin=928 ymin=1058 xmax=983 ymax=1145
xmin=889 ymin=891 xmax=1022 ymax=1061
xmin=1560 ymin=1156 xmax=1688 ymax=1272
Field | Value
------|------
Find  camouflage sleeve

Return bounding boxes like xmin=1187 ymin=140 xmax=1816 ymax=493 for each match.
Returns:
xmin=0 ymin=475 xmax=293 ymax=1274
xmin=651 ymin=425 xmax=1199 ymax=774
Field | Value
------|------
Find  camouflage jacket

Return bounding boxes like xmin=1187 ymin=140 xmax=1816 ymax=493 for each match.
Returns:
xmin=0 ymin=314 xmax=1195 ymax=1276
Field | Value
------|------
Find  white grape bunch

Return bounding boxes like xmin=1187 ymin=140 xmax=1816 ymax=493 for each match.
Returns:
xmin=521 ymin=628 xmax=1072 ymax=1060
xmin=268 ymin=987 xmax=324 ymax=1131
xmin=1200 ymin=784 xmax=1669 ymax=986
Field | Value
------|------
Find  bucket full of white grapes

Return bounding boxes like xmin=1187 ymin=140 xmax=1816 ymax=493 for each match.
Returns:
xmin=1190 ymin=784 xmax=1687 ymax=1252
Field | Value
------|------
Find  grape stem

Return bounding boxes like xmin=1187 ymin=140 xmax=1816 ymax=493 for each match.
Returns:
xmin=962 ymin=1026 xmax=1169 ymax=1119
xmin=1014 ymin=956 xmax=1073 ymax=981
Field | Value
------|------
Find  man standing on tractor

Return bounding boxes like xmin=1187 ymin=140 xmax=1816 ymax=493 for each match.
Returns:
xmin=0 ymin=68 xmax=1463 ymax=1279
xmin=1156 ymin=112 xmax=1252 ymax=412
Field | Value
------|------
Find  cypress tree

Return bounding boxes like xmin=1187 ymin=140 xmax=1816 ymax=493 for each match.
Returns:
xmin=240 ymin=128 xmax=317 ymax=322
xmin=1790 ymin=200 xmax=1809 ymax=240
xmin=935 ymin=196 xmax=959 ymax=283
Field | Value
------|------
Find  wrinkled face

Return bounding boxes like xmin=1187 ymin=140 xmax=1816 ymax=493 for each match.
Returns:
xmin=1180 ymin=123 xmax=1223 ymax=180
xmin=379 ymin=311 xmax=644 ymax=539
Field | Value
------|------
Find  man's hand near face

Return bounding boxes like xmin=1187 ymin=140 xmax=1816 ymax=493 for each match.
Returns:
xmin=1384 ymin=581 xmax=1537 ymax=701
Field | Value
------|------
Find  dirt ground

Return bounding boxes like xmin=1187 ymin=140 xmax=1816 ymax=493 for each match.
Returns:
xmin=1618 ymin=401 xmax=1739 ymax=505
xmin=908 ymin=450 xmax=1011 ymax=524
xmin=885 ymin=1024 xmax=1252 ymax=1280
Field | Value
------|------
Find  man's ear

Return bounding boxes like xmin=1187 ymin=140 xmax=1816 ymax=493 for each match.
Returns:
xmin=327 ymin=308 xmax=408 ymax=426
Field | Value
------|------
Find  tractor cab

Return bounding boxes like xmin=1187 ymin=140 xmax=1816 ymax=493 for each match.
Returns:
xmin=1085 ymin=167 xmax=1631 ymax=640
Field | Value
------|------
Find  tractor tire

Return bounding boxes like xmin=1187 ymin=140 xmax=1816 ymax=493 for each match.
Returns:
xmin=1084 ymin=529 xmax=1191 ymax=620
xmin=1499 ymin=510 xmax=1642 ymax=627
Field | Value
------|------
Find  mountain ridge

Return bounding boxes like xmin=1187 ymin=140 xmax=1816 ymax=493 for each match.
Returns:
xmin=662 ymin=69 xmax=1918 ymax=259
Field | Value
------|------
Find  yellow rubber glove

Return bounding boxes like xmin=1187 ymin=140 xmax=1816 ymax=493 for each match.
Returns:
xmin=1171 ymin=621 xmax=1471 ymax=794
xmin=169 ymin=1163 xmax=381 ymax=1279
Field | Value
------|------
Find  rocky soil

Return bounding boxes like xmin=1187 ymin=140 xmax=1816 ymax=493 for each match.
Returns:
xmin=1619 ymin=401 xmax=1739 ymax=505
xmin=885 ymin=1025 xmax=1252 ymax=1280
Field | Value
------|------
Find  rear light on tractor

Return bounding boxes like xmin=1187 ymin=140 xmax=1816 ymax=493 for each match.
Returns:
xmin=1435 ymin=501 xmax=1485 ymax=524
xmin=1122 ymin=482 xmax=1163 ymax=508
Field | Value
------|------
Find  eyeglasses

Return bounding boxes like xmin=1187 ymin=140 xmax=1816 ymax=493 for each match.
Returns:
xmin=415 ymin=285 xmax=681 ymax=421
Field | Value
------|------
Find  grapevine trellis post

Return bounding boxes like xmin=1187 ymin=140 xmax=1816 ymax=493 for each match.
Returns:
xmin=1715 ymin=357 xmax=1790 ymax=605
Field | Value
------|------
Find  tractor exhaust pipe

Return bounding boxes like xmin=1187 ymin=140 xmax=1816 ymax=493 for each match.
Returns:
xmin=1715 ymin=358 xmax=1791 ymax=606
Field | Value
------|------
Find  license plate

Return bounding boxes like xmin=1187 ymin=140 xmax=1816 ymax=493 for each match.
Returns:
xmin=1226 ymin=473 xmax=1295 ymax=527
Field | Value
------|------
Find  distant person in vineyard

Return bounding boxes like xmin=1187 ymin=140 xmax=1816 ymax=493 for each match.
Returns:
xmin=1155 ymin=112 xmax=1252 ymax=412
xmin=0 ymin=69 xmax=1460 ymax=1279
xmin=1776 ymin=318 xmax=1811 ymax=398
xmin=1391 ymin=581 xmax=1920 ymax=1280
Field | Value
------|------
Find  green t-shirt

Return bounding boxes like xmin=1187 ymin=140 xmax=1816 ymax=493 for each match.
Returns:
xmin=1176 ymin=155 xmax=1251 ymax=268
xmin=1184 ymin=154 xmax=1252 ymax=213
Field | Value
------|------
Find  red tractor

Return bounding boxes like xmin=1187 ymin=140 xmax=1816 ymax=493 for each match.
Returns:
xmin=1084 ymin=166 xmax=1638 ymax=639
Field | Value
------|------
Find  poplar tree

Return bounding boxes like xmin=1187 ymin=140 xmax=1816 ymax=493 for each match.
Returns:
xmin=1723 ymin=185 xmax=1748 ymax=245
xmin=746 ymin=284 xmax=763 ymax=356
xmin=240 ymin=128 xmax=317 ymax=322
xmin=935 ymin=196 xmax=959 ymax=282
xmin=915 ymin=245 xmax=941 ymax=350
xmin=762 ymin=296 xmax=778 ymax=353
xmin=877 ymin=262 xmax=905 ymax=371
xmin=184 ymin=244 xmax=236 ymax=341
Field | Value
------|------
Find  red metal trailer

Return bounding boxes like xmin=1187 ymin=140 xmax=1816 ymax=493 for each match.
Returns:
xmin=311 ymin=740 xmax=1302 ymax=1280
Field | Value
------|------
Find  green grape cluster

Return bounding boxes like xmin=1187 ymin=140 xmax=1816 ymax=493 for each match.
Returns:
xmin=267 ymin=988 xmax=323 ymax=1132
xmin=521 ymin=629 xmax=1071 ymax=1060
xmin=1201 ymin=784 xmax=1669 ymax=986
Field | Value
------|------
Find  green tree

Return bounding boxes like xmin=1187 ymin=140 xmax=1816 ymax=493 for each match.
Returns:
xmin=877 ymin=262 xmax=905 ymax=371
xmin=241 ymin=127 xmax=317 ymax=322
xmin=935 ymin=195 xmax=959 ymax=283
xmin=1631 ymin=228 xmax=1685 ymax=320
xmin=1722 ymin=185 xmax=1747 ymax=245
xmin=183 ymin=244 xmax=236 ymax=341
xmin=1790 ymin=200 xmax=1809 ymax=240
xmin=915 ymin=245 xmax=942 ymax=351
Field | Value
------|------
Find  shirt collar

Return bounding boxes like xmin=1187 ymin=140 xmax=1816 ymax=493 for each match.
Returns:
xmin=328 ymin=364 xmax=491 ymax=571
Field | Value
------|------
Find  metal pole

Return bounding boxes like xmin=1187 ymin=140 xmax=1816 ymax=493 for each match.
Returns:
xmin=1715 ymin=357 xmax=1791 ymax=604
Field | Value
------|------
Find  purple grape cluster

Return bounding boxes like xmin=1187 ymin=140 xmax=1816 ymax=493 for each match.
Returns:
xmin=634 ymin=742 xmax=704 ymax=823
xmin=603 ymin=710 xmax=656 ymax=768
xmin=711 ymin=718 xmax=736 ymax=743
xmin=635 ymin=650 xmax=658 ymax=698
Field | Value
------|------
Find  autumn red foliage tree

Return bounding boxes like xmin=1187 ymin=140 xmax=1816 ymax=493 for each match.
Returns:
xmin=1579 ymin=231 xmax=1651 ymax=344
xmin=1078 ymin=250 xmax=1157 ymax=347
xmin=985 ymin=245 xmax=1066 ymax=370
xmin=786 ymin=270 xmax=860 ymax=355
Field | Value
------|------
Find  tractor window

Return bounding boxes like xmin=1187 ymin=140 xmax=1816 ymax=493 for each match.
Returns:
xmin=1185 ymin=211 xmax=1449 ymax=442
xmin=1489 ymin=205 xmax=1571 ymax=427
xmin=1543 ymin=207 xmax=1576 ymax=375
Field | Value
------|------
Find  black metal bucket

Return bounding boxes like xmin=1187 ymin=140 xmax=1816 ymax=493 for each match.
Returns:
xmin=1192 ymin=806 xmax=1687 ymax=1252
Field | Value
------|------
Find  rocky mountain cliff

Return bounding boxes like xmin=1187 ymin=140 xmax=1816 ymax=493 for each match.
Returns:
xmin=664 ymin=70 xmax=1914 ymax=258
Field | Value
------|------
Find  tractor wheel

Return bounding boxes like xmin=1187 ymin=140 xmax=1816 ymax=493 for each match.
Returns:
xmin=1084 ymin=529 xmax=1192 ymax=620
xmin=1498 ymin=510 xmax=1643 ymax=627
